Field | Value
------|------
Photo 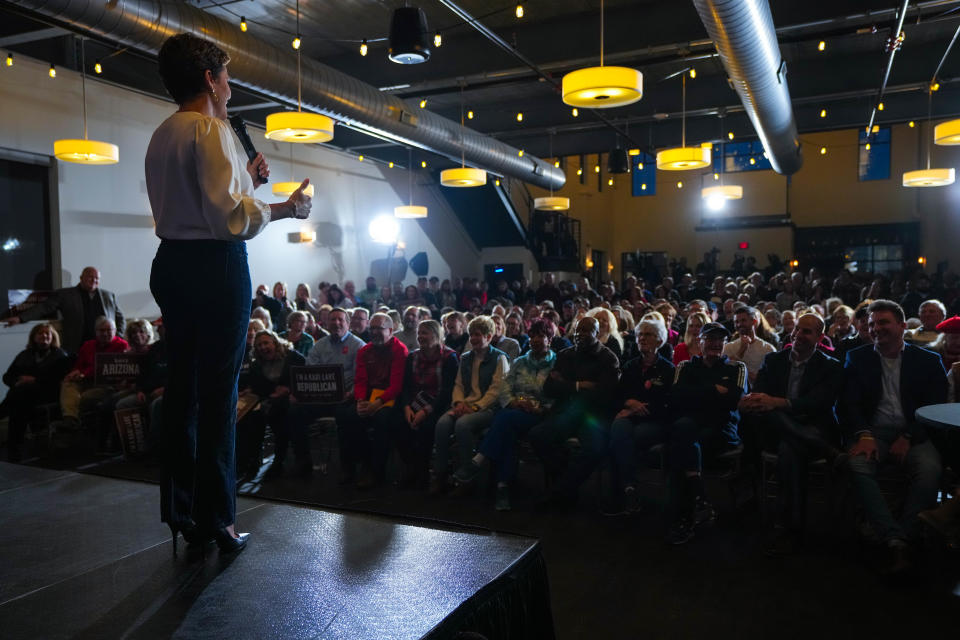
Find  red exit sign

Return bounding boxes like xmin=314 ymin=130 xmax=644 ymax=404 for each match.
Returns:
xmin=738 ymin=241 xmax=749 ymax=250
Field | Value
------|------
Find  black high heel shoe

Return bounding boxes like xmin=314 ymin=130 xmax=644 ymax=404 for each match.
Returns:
xmin=168 ymin=521 xmax=205 ymax=558
xmin=213 ymin=528 xmax=250 ymax=553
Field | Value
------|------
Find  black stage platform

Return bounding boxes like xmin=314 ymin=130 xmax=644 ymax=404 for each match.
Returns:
xmin=0 ymin=463 xmax=554 ymax=639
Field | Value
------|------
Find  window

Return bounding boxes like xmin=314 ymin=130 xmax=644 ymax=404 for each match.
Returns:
xmin=858 ymin=126 xmax=891 ymax=181
xmin=843 ymin=244 xmax=903 ymax=275
xmin=713 ymin=141 xmax=772 ymax=173
xmin=631 ymin=153 xmax=656 ymax=196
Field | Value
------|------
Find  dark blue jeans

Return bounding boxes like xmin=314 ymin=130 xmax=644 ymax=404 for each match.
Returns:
xmin=528 ymin=398 xmax=609 ymax=498
xmin=150 ymin=239 xmax=251 ymax=532
xmin=479 ymin=408 xmax=542 ymax=483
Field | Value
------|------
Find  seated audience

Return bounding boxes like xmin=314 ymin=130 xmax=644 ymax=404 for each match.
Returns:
xmin=741 ymin=313 xmax=843 ymax=555
xmin=357 ymin=276 xmax=381 ymax=309
xmin=529 ymin=317 xmax=619 ymax=509
xmin=395 ymin=320 xmax=458 ymax=489
xmin=442 ymin=310 xmax=469 ymax=355
xmin=666 ymin=323 xmax=747 ymax=544
xmin=115 ymin=320 xmax=167 ymax=454
xmin=250 ymin=306 xmax=273 ymax=332
xmin=350 ymin=307 xmax=372 ymax=343
xmin=505 ymin=312 xmax=530 ymax=354
xmin=827 ymin=305 xmax=856 ymax=343
xmin=272 ymin=281 xmax=294 ymax=332
xmin=95 ymin=318 xmax=154 ymax=453
xmin=432 ymin=316 xmax=509 ymax=493
xmin=248 ymin=331 xmax=307 ymax=479
xmin=394 ymin=306 xmax=421 ymax=352
xmin=298 ymin=307 xmax=366 ymax=480
xmin=724 ymin=306 xmax=776 ymax=386
xmin=586 ymin=307 xmax=623 ymax=361
xmin=905 ymin=299 xmax=946 ymax=346
xmin=604 ymin=318 xmax=674 ymax=515
xmin=342 ymin=312 xmax=407 ymax=487
xmin=453 ymin=320 xmax=555 ymax=510
xmin=252 ymin=284 xmax=283 ymax=330
xmin=540 ymin=312 xmax=573 ymax=354
xmin=489 ymin=313 xmax=520 ymax=362
xmin=240 ymin=319 xmax=266 ymax=390
xmin=293 ymin=282 xmax=319 ymax=318
xmin=54 ymin=317 xmax=129 ymax=433
xmin=842 ymin=300 xmax=947 ymax=575
xmin=673 ymin=311 xmax=708 ymax=364
xmin=0 ymin=323 xmax=71 ymax=461
xmin=279 ymin=310 xmax=315 ymax=357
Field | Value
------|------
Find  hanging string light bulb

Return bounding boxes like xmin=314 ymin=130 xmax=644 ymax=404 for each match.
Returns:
xmin=360 ymin=39 xmax=368 ymax=56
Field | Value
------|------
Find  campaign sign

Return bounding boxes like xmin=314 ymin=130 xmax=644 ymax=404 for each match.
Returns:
xmin=95 ymin=353 xmax=143 ymax=386
xmin=115 ymin=407 xmax=147 ymax=456
xmin=291 ymin=365 xmax=344 ymax=404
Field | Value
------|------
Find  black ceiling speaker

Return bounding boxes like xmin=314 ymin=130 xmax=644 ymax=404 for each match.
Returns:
xmin=409 ymin=251 xmax=429 ymax=276
xmin=607 ymin=148 xmax=630 ymax=174
xmin=389 ymin=7 xmax=432 ymax=64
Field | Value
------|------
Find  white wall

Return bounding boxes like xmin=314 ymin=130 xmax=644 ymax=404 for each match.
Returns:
xmin=0 ymin=55 xmax=452 ymax=317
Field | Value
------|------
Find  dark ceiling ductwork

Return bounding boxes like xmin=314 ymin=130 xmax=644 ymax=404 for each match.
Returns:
xmin=15 ymin=0 xmax=565 ymax=190
xmin=692 ymin=0 xmax=803 ymax=175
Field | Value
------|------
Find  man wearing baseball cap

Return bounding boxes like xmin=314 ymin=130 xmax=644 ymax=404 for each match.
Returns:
xmin=665 ymin=322 xmax=748 ymax=544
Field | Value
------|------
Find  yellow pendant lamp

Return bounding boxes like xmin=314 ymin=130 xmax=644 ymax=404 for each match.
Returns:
xmin=657 ymin=73 xmax=710 ymax=170
xmin=534 ymin=196 xmax=570 ymax=210
xmin=395 ymin=149 xmax=428 ymax=218
xmin=265 ymin=0 xmax=335 ymax=143
xmin=561 ymin=0 xmax=642 ymax=109
xmin=440 ymin=89 xmax=487 ymax=187
xmin=272 ymin=182 xmax=316 ymax=198
xmin=701 ymin=124 xmax=743 ymax=209
xmin=903 ymin=88 xmax=955 ymax=187
xmin=534 ymin=134 xmax=569 ymax=210
xmin=54 ymin=39 xmax=119 ymax=165
xmin=440 ymin=167 xmax=487 ymax=187
xmin=903 ymin=168 xmax=954 ymax=187
xmin=934 ymin=119 xmax=960 ymax=145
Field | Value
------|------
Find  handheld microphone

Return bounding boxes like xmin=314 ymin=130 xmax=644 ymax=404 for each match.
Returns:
xmin=228 ymin=115 xmax=268 ymax=184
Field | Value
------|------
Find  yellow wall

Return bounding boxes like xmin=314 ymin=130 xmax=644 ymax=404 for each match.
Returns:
xmin=532 ymin=122 xmax=960 ymax=278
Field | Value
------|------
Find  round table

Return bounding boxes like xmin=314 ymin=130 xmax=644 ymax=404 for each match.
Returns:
xmin=916 ymin=403 xmax=960 ymax=430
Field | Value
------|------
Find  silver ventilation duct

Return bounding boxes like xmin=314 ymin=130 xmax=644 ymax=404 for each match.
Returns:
xmin=692 ymin=0 xmax=803 ymax=175
xmin=15 ymin=0 xmax=565 ymax=190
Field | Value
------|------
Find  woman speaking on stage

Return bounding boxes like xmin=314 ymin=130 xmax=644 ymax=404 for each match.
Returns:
xmin=145 ymin=33 xmax=312 ymax=555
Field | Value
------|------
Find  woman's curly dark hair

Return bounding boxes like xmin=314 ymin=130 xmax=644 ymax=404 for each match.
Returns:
xmin=157 ymin=33 xmax=230 ymax=104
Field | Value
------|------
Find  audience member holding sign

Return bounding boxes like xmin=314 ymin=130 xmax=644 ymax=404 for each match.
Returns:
xmin=53 ymin=317 xmax=128 ymax=436
xmin=93 ymin=319 xmax=153 ymax=454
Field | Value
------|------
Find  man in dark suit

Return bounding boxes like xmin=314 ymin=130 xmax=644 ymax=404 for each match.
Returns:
xmin=841 ymin=299 xmax=947 ymax=574
xmin=6 ymin=267 xmax=123 ymax=354
xmin=741 ymin=313 xmax=843 ymax=554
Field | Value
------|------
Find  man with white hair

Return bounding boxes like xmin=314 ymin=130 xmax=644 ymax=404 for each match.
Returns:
xmin=54 ymin=316 xmax=129 ymax=432
xmin=905 ymin=299 xmax=947 ymax=346
xmin=342 ymin=312 xmax=408 ymax=487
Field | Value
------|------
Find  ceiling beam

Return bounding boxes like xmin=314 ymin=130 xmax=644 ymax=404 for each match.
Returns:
xmin=0 ymin=27 xmax=67 ymax=47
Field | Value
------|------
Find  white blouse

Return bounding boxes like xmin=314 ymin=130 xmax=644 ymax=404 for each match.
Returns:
xmin=144 ymin=111 xmax=271 ymax=241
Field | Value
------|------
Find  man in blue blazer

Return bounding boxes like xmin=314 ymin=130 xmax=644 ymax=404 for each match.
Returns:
xmin=840 ymin=300 xmax=947 ymax=574
xmin=742 ymin=313 xmax=843 ymax=553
